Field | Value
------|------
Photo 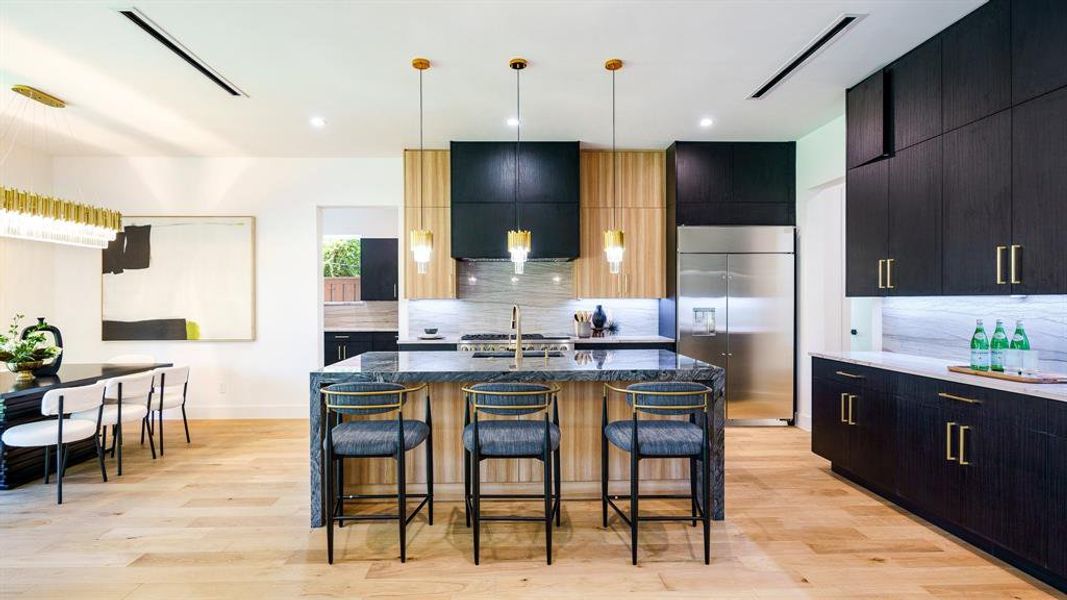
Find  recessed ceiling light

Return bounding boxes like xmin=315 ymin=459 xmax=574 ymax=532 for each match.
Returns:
xmin=309 ymin=116 xmax=327 ymax=128
xmin=699 ymin=117 xmax=714 ymax=128
xmin=506 ymin=117 xmax=520 ymax=127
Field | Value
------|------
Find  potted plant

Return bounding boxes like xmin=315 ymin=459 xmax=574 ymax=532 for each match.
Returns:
xmin=1 ymin=314 xmax=62 ymax=382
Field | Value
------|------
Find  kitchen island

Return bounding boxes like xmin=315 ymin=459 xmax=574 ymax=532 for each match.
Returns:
xmin=308 ymin=349 xmax=724 ymax=527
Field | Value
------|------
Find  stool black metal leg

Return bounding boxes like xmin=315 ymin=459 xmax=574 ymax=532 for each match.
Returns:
xmin=336 ymin=451 xmax=345 ymax=528
xmin=325 ymin=445 xmax=334 ymax=564
xmin=702 ymin=437 xmax=711 ymax=564
xmin=472 ymin=446 xmax=481 ymax=566
xmin=426 ymin=394 xmax=434 ymax=526
xmin=630 ymin=445 xmax=639 ymax=566
xmin=553 ymin=444 xmax=562 ymax=528
xmin=600 ymin=396 xmax=608 ymax=528
xmin=463 ymin=447 xmax=471 ymax=528
xmin=689 ymin=457 xmax=698 ymax=527
xmin=397 ymin=445 xmax=407 ymax=563
xmin=543 ymin=430 xmax=552 ymax=565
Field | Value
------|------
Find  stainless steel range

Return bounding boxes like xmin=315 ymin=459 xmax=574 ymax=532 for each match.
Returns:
xmin=457 ymin=333 xmax=574 ymax=353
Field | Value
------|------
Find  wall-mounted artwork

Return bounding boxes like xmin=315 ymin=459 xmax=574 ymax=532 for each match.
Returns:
xmin=101 ymin=216 xmax=255 ymax=341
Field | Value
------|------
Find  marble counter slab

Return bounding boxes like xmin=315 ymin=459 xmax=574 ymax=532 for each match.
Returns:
xmin=395 ymin=334 xmax=676 ymax=345
xmin=309 ymin=350 xmax=724 ymax=528
xmin=811 ymin=351 xmax=1067 ymax=403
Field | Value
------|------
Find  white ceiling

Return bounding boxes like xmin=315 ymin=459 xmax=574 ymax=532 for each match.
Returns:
xmin=0 ymin=0 xmax=982 ymax=157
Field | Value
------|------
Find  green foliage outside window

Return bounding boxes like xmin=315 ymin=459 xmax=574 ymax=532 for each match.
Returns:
xmin=323 ymin=238 xmax=361 ymax=277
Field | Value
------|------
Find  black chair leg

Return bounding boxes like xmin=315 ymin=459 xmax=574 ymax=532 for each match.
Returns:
xmin=158 ymin=409 xmax=164 ymax=457
xmin=544 ymin=452 xmax=553 ymax=565
xmin=336 ymin=455 xmax=345 ymax=528
xmin=43 ymin=445 xmax=50 ymax=484
xmin=554 ymin=446 xmax=562 ymax=528
xmin=463 ymin=448 xmax=471 ymax=528
xmin=689 ymin=457 xmax=698 ymax=527
xmin=397 ymin=447 xmax=407 ymax=563
xmin=145 ymin=418 xmax=157 ymax=460
xmin=61 ymin=445 xmax=70 ymax=478
xmin=116 ymin=423 xmax=123 ymax=476
xmin=182 ymin=405 xmax=191 ymax=443
xmin=325 ymin=452 xmax=334 ymax=564
xmin=703 ymin=456 xmax=711 ymax=565
xmin=95 ymin=432 xmax=108 ymax=482
xmin=472 ymin=450 xmax=481 ymax=566
xmin=600 ymin=428 xmax=608 ymax=527
xmin=110 ymin=425 xmax=117 ymax=458
xmin=426 ymin=432 xmax=434 ymax=526
xmin=140 ymin=419 xmax=146 ymax=445
xmin=630 ymin=451 xmax=639 ymax=566
xmin=56 ymin=443 xmax=64 ymax=504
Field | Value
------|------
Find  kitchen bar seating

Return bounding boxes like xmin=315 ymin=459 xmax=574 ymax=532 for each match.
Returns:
xmin=0 ymin=382 xmax=109 ymax=504
xmin=322 ymin=382 xmax=433 ymax=564
xmin=602 ymin=382 xmax=713 ymax=565
xmin=462 ymin=382 xmax=562 ymax=565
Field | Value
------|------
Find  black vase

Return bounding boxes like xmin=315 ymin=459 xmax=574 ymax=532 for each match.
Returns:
xmin=591 ymin=305 xmax=608 ymax=330
xmin=21 ymin=317 xmax=63 ymax=376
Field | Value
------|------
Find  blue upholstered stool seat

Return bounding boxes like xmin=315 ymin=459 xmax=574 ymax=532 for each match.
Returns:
xmin=463 ymin=420 xmax=561 ymax=457
xmin=604 ymin=420 xmax=704 ymax=456
xmin=330 ymin=420 xmax=430 ymax=456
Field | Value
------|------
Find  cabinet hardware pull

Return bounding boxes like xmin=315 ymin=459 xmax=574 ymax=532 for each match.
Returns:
xmin=938 ymin=392 xmax=981 ymax=405
xmin=393 ymin=283 xmax=398 ymax=299
xmin=1010 ymin=245 xmax=1021 ymax=285
xmin=334 ymin=335 xmax=349 ymax=339
xmin=946 ymin=422 xmax=957 ymax=462
xmin=886 ymin=258 xmax=895 ymax=289
xmin=847 ymin=394 xmax=856 ymax=425
xmin=878 ymin=259 xmax=886 ymax=289
xmin=342 ymin=346 xmax=347 ymax=359
xmin=958 ymin=425 xmax=971 ymax=466
xmin=835 ymin=370 xmax=864 ymax=379
xmin=840 ymin=393 xmax=848 ymax=423
xmin=337 ymin=347 xmax=342 ymax=361
xmin=995 ymin=245 xmax=1007 ymax=285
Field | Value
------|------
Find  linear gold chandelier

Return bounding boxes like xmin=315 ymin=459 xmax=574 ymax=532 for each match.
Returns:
xmin=0 ymin=85 xmax=123 ymax=249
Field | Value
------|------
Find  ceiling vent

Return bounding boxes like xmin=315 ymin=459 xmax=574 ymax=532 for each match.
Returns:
xmin=750 ymin=14 xmax=863 ymax=99
xmin=119 ymin=7 xmax=247 ymax=97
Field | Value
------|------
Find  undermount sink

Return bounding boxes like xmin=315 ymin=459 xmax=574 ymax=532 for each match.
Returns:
xmin=471 ymin=351 xmax=564 ymax=359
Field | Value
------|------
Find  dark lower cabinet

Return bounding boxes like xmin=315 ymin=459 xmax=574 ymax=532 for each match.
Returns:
xmin=323 ymin=331 xmax=396 ymax=366
xmin=812 ymin=357 xmax=1066 ymax=592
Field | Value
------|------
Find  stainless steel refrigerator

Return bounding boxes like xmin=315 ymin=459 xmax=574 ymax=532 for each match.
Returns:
xmin=673 ymin=226 xmax=795 ymax=423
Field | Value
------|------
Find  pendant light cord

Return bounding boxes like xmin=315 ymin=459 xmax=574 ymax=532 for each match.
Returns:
xmin=612 ymin=68 xmax=617 ymax=230
xmin=514 ymin=66 xmax=521 ymax=230
xmin=418 ymin=67 xmax=425 ymax=231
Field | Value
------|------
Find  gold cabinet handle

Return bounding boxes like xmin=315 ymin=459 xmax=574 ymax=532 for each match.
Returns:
xmin=996 ymin=245 xmax=1007 ymax=285
xmin=958 ymin=425 xmax=971 ymax=465
xmin=1010 ymin=244 xmax=1021 ymax=284
xmin=938 ymin=392 xmax=982 ymax=405
xmin=840 ymin=392 xmax=848 ymax=423
xmin=886 ymin=258 xmax=895 ymax=289
xmin=835 ymin=370 xmax=865 ymax=379
xmin=847 ymin=394 xmax=856 ymax=425
xmin=878 ymin=259 xmax=886 ymax=289
xmin=946 ymin=422 xmax=957 ymax=462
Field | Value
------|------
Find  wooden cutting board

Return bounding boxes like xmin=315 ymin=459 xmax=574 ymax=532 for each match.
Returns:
xmin=947 ymin=365 xmax=1067 ymax=384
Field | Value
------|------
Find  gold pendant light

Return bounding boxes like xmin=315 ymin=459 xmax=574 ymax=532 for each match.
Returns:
xmin=603 ymin=58 xmax=625 ymax=275
xmin=409 ymin=57 xmax=433 ymax=274
xmin=506 ymin=57 xmax=531 ymax=275
xmin=0 ymin=85 xmax=122 ymax=249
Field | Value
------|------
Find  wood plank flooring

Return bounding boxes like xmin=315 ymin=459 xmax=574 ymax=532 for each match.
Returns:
xmin=0 ymin=420 xmax=1061 ymax=599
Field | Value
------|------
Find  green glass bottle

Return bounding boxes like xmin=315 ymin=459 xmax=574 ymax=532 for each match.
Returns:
xmin=990 ymin=319 xmax=1009 ymax=372
xmin=970 ymin=319 xmax=989 ymax=371
xmin=1010 ymin=319 xmax=1030 ymax=351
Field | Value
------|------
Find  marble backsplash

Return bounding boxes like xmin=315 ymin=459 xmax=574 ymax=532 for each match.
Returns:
xmin=882 ymin=296 xmax=1067 ymax=373
xmin=407 ymin=262 xmax=661 ymax=338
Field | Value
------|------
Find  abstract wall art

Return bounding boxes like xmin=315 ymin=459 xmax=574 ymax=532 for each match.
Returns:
xmin=101 ymin=216 xmax=256 ymax=341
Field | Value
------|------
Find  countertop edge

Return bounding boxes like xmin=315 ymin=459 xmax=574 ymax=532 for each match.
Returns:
xmin=810 ymin=351 xmax=1067 ymax=403
xmin=396 ymin=335 xmax=676 ymax=345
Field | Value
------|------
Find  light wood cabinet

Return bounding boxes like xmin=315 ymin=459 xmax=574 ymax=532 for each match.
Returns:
xmin=574 ymin=151 xmax=665 ymax=298
xmin=403 ymin=150 xmax=455 ymax=299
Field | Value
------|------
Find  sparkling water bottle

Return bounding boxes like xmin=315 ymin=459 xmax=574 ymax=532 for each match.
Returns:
xmin=970 ymin=319 xmax=990 ymax=371
xmin=990 ymin=319 xmax=1009 ymax=372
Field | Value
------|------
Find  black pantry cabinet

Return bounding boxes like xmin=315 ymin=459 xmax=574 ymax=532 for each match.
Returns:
xmin=359 ymin=238 xmax=399 ymax=301
xmin=667 ymin=141 xmax=795 ymax=226
xmin=845 ymin=0 xmax=1067 ymax=297
xmin=811 ymin=358 xmax=1066 ymax=591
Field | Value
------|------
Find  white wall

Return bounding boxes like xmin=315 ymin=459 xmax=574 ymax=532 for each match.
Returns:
xmin=795 ymin=114 xmax=849 ymax=430
xmin=0 ymin=143 xmax=56 ymax=330
xmin=37 ymin=156 xmax=402 ymax=418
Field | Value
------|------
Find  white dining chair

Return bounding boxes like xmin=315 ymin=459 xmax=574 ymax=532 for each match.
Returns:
xmin=73 ymin=372 xmax=155 ymax=476
xmin=0 ymin=382 xmax=109 ymax=504
xmin=149 ymin=366 xmax=191 ymax=456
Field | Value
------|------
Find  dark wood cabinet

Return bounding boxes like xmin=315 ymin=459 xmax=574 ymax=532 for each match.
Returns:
xmin=450 ymin=141 xmax=579 ymax=259
xmin=1012 ymin=87 xmax=1067 ymax=294
xmin=846 ymin=70 xmax=889 ymax=168
xmin=890 ymin=37 xmax=942 ymax=151
xmin=941 ymin=0 xmax=1010 ymax=132
xmin=1012 ymin=0 xmax=1067 ymax=104
xmin=812 ymin=358 xmax=1067 ymax=591
xmin=324 ymin=331 xmax=397 ymax=366
xmin=1047 ymin=402 xmax=1067 ymax=577
xmin=942 ymin=111 xmax=1012 ymax=295
xmin=668 ymin=142 xmax=795 ymax=226
xmin=887 ymin=137 xmax=942 ymax=295
xmin=845 ymin=161 xmax=889 ymax=297
xmin=359 ymin=238 xmax=398 ymax=300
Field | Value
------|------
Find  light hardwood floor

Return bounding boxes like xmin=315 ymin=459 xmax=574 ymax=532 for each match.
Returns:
xmin=0 ymin=421 xmax=1061 ymax=599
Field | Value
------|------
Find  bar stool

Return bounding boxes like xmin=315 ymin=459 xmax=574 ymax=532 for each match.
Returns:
xmin=147 ymin=366 xmax=191 ymax=456
xmin=322 ymin=382 xmax=433 ymax=564
xmin=462 ymin=382 xmax=561 ymax=565
xmin=601 ymin=381 xmax=713 ymax=565
xmin=0 ymin=382 xmax=109 ymax=504
xmin=73 ymin=372 xmax=156 ymax=476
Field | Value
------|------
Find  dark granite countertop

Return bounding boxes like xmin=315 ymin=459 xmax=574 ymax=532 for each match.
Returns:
xmin=313 ymin=349 xmax=721 ymax=384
